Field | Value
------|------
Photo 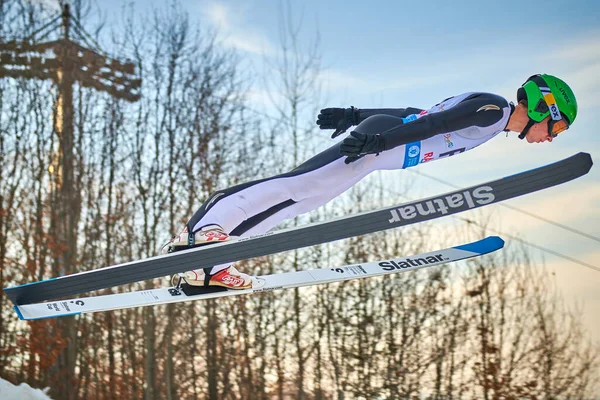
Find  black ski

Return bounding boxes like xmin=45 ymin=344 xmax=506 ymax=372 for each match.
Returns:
xmin=4 ymin=152 xmax=593 ymax=305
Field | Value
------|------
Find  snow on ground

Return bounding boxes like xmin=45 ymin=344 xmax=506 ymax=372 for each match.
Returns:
xmin=0 ymin=377 xmax=52 ymax=400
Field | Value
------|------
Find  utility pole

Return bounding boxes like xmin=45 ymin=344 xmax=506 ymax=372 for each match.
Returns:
xmin=0 ymin=3 xmax=140 ymax=399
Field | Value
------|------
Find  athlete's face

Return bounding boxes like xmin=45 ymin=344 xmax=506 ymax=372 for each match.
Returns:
xmin=526 ymin=116 xmax=554 ymax=144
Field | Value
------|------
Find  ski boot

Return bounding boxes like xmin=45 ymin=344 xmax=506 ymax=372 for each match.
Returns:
xmin=161 ymin=224 xmax=231 ymax=254
xmin=170 ymin=265 xmax=253 ymax=289
xmin=162 ymin=225 xmax=252 ymax=290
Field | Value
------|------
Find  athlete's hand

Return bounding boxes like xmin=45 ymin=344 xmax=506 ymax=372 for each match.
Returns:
xmin=340 ymin=131 xmax=386 ymax=164
xmin=316 ymin=107 xmax=360 ymax=138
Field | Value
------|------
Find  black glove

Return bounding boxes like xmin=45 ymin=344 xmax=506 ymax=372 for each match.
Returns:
xmin=340 ymin=131 xmax=386 ymax=164
xmin=316 ymin=107 xmax=360 ymax=138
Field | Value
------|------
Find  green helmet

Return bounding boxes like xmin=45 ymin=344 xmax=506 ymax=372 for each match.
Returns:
xmin=516 ymin=74 xmax=577 ymax=138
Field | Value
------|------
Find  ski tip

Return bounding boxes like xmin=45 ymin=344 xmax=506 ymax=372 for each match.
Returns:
xmin=14 ymin=306 xmax=25 ymax=321
xmin=14 ymin=305 xmax=82 ymax=321
xmin=454 ymin=236 xmax=504 ymax=255
xmin=487 ymin=236 xmax=505 ymax=249
xmin=575 ymin=152 xmax=593 ymax=172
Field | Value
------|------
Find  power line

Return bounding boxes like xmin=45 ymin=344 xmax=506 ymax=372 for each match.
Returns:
xmin=24 ymin=15 xmax=62 ymax=42
xmin=368 ymin=176 xmax=599 ymax=273
xmin=462 ymin=217 xmax=600 ymax=273
xmin=70 ymin=15 xmax=109 ymax=58
xmin=406 ymin=168 xmax=600 ymax=244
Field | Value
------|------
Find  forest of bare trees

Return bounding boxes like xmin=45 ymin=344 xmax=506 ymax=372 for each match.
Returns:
xmin=0 ymin=1 xmax=598 ymax=399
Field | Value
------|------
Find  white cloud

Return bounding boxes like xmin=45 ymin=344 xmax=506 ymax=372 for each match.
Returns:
xmin=319 ymin=68 xmax=367 ymax=91
xmin=204 ymin=2 xmax=230 ymax=28
xmin=319 ymin=66 xmax=465 ymax=95
xmin=483 ymin=32 xmax=600 ymax=112
xmin=319 ymin=29 xmax=600 ymax=114
xmin=202 ymin=2 xmax=276 ymax=56
xmin=546 ymin=34 xmax=600 ymax=64
xmin=245 ymin=88 xmax=281 ymax=111
xmin=561 ymin=61 xmax=600 ymax=110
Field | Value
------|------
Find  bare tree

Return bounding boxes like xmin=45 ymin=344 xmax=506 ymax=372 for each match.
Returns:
xmin=460 ymin=237 xmax=599 ymax=399
xmin=261 ymin=2 xmax=323 ymax=397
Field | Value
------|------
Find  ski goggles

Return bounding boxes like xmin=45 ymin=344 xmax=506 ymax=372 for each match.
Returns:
xmin=548 ymin=116 xmax=569 ymax=137
xmin=539 ymin=89 xmax=569 ymax=136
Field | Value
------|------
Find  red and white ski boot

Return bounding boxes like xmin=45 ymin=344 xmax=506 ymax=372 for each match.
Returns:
xmin=163 ymin=225 xmax=252 ymax=290
xmin=171 ymin=265 xmax=253 ymax=289
xmin=161 ymin=224 xmax=232 ymax=254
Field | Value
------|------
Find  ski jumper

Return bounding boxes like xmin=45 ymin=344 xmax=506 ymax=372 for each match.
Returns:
xmin=186 ymin=92 xmax=512 ymax=274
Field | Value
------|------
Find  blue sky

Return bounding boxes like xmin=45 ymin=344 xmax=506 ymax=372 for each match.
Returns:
xmin=54 ymin=0 xmax=600 ymax=340
xmin=181 ymin=0 xmax=600 ymax=344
